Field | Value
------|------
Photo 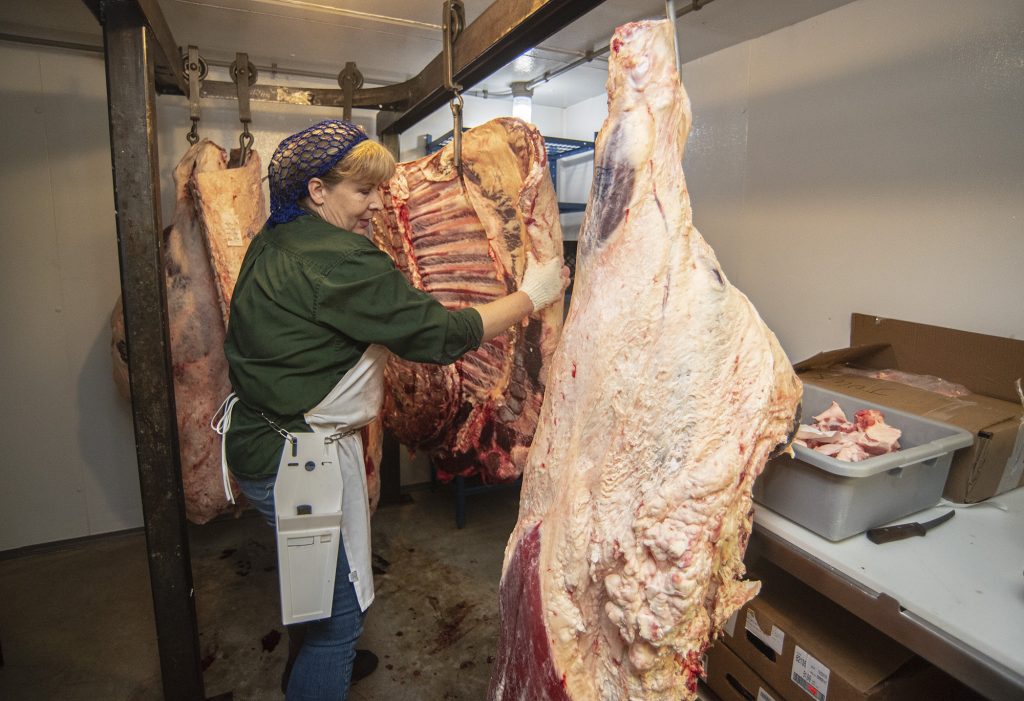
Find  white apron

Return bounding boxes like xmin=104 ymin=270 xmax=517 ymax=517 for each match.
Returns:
xmin=215 ymin=344 xmax=389 ymax=613
xmin=301 ymin=343 xmax=389 ymax=612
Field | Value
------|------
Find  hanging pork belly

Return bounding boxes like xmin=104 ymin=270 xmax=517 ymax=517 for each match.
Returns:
xmin=488 ymin=21 xmax=802 ymax=701
xmin=372 ymin=118 xmax=565 ymax=483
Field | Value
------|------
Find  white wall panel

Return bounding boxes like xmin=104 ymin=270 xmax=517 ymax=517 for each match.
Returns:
xmin=0 ymin=45 xmax=139 ymax=549
xmin=36 ymin=49 xmax=144 ymax=538
xmin=683 ymin=0 xmax=1024 ymax=361
xmin=557 ymin=93 xmax=608 ymax=240
xmin=678 ymin=43 xmax=753 ymax=285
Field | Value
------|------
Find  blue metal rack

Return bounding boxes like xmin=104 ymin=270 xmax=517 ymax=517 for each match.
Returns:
xmin=426 ymin=460 xmax=522 ymax=529
xmin=424 ymin=129 xmax=594 ymax=213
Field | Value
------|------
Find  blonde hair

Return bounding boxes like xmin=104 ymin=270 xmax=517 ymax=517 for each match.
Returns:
xmin=321 ymin=139 xmax=396 ymax=185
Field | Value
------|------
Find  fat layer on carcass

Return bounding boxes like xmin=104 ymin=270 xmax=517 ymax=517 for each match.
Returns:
xmin=489 ymin=21 xmax=802 ymax=701
xmin=373 ymin=118 xmax=564 ymax=483
xmin=194 ymin=151 xmax=266 ymax=325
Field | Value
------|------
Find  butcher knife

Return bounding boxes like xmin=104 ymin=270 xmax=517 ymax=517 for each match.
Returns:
xmin=865 ymin=510 xmax=955 ymax=544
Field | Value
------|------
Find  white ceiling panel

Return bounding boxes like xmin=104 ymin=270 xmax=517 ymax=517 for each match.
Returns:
xmin=1 ymin=0 xmax=858 ymax=107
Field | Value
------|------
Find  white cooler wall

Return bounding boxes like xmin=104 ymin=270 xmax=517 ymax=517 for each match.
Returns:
xmin=683 ymin=0 xmax=1024 ymax=360
xmin=688 ymin=0 xmax=1024 ymax=360
xmin=563 ymin=0 xmax=1023 ymax=359
xmin=0 ymin=44 xmax=140 ymax=551
xmin=560 ymin=93 xmax=608 ymax=240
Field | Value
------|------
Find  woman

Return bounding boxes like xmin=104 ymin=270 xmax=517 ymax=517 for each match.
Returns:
xmin=216 ymin=119 xmax=567 ymax=700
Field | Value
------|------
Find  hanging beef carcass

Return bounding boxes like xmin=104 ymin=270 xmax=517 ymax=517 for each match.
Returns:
xmin=488 ymin=21 xmax=802 ymax=701
xmin=362 ymin=419 xmax=383 ymax=513
xmin=110 ymin=141 xmax=261 ymax=522
xmin=372 ymin=118 xmax=564 ymax=483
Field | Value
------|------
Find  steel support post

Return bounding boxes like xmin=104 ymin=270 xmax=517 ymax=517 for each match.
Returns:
xmin=101 ymin=2 xmax=205 ymax=698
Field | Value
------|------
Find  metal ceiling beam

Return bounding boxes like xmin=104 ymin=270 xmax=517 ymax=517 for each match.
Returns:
xmin=169 ymin=0 xmax=611 ymax=120
xmin=194 ymin=0 xmax=717 ymax=113
xmin=198 ymin=80 xmax=412 ymax=111
xmin=372 ymin=0 xmax=609 ymax=135
xmin=82 ymin=0 xmax=187 ymax=94
xmin=83 ymin=0 xmax=610 ymax=128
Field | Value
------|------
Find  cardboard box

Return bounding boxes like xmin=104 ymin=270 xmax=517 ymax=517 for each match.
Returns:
xmin=793 ymin=314 xmax=1024 ymax=503
xmin=705 ymin=640 xmax=785 ymax=701
xmin=720 ymin=565 xmax=964 ymax=701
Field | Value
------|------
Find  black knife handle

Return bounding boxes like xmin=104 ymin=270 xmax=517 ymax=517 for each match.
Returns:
xmin=866 ymin=523 xmax=925 ymax=544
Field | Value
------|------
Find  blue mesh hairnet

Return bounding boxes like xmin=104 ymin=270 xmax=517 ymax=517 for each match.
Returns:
xmin=267 ymin=119 xmax=369 ymax=227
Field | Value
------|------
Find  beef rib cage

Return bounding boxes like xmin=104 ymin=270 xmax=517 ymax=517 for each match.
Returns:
xmin=372 ymin=118 xmax=564 ymax=483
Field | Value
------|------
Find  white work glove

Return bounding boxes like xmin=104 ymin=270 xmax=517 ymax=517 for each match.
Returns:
xmin=519 ymin=252 xmax=564 ymax=311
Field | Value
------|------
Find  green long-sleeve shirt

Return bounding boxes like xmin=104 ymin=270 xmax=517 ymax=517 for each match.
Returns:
xmin=223 ymin=214 xmax=483 ymax=478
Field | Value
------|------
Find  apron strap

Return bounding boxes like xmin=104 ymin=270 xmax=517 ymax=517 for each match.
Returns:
xmin=211 ymin=393 xmax=240 ymax=504
xmin=324 ymin=427 xmax=359 ymax=444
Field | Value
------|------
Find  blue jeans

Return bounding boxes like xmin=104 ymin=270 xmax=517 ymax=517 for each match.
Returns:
xmin=235 ymin=473 xmax=364 ymax=701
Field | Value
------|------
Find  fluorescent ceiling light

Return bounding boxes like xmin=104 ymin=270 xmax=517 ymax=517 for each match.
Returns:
xmin=511 ymin=82 xmax=533 ymax=123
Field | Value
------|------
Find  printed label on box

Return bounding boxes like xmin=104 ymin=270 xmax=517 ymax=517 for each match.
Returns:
xmin=745 ymin=610 xmax=785 ymax=655
xmin=725 ymin=611 xmax=738 ymax=637
xmin=791 ymin=645 xmax=830 ymax=701
xmin=756 ymin=688 xmax=777 ymax=701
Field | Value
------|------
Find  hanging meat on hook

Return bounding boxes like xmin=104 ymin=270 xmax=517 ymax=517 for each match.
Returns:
xmin=110 ymin=141 xmax=263 ymax=523
xmin=489 ymin=21 xmax=801 ymax=701
xmin=372 ymin=118 xmax=564 ymax=483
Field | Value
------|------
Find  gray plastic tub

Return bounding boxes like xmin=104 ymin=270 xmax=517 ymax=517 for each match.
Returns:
xmin=753 ymin=384 xmax=974 ymax=541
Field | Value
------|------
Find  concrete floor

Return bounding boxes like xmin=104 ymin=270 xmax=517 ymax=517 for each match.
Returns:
xmin=0 ymin=483 xmax=720 ymax=700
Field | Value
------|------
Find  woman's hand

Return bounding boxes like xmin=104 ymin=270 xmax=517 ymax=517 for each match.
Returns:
xmin=520 ymin=252 xmax=569 ymax=312
xmin=473 ymin=252 xmax=569 ymax=342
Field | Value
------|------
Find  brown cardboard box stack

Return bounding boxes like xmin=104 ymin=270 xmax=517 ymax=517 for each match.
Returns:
xmin=704 ymin=564 xmax=981 ymax=701
xmin=792 ymin=314 xmax=1024 ymax=503
xmin=704 ymin=641 xmax=786 ymax=701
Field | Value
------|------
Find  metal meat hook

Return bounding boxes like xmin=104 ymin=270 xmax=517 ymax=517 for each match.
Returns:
xmin=338 ymin=61 xmax=364 ymax=122
xmin=665 ymin=0 xmax=682 ymax=76
xmin=182 ymin=45 xmax=207 ymax=145
xmin=231 ymin=52 xmax=258 ymax=166
xmin=442 ymin=0 xmax=465 ymax=175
